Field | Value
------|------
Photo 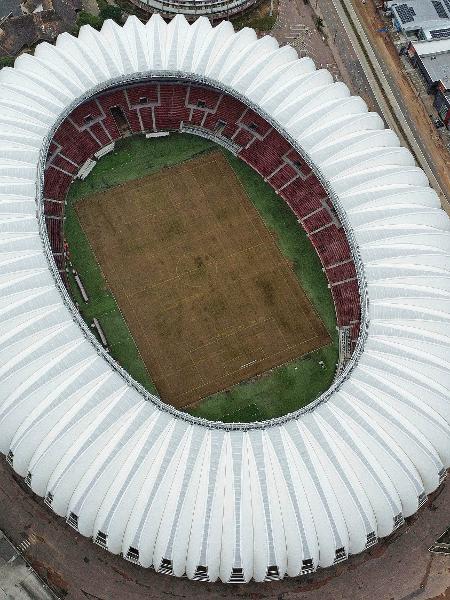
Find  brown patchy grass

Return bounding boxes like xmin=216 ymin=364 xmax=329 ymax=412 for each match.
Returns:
xmin=76 ymin=151 xmax=330 ymax=408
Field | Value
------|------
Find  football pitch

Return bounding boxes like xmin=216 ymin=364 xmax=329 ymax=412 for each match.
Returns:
xmin=65 ymin=134 xmax=339 ymax=421
xmin=76 ymin=151 xmax=330 ymax=408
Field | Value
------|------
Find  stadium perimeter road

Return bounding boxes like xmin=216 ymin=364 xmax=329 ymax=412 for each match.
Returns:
xmin=0 ymin=461 xmax=448 ymax=599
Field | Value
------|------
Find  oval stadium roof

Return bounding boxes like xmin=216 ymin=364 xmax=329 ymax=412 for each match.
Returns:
xmin=0 ymin=13 xmax=449 ymax=583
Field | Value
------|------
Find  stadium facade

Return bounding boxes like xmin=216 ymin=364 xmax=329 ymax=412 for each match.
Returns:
xmin=128 ymin=0 xmax=259 ymax=20
xmin=0 ymin=14 xmax=449 ymax=584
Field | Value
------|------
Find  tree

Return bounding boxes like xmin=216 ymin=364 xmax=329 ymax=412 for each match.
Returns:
xmin=73 ymin=11 xmax=103 ymax=34
xmin=315 ymin=16 xmax=324 ymax=33
xmin=99 ymin=5 xmax=123 ymax=24
xmin=0 ymin=56 xmax=14 ymax=70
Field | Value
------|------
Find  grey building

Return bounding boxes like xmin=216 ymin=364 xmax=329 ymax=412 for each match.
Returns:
xmin=386 ymin=0 xmax=450 ymax=40
xmin=407 ymin=38 xmax=450 ymax=126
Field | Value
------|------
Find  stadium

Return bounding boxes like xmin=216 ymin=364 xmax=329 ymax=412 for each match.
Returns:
xmin=0 ymin=13 xmax=449 ymax=584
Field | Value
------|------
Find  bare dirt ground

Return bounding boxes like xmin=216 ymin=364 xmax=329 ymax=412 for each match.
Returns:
xmin=76 ymin=151 xmax=329 ymax=408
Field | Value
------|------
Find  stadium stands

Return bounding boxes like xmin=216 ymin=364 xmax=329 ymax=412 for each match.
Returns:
xmin=44 ymin=80 xmax=361 ymax=348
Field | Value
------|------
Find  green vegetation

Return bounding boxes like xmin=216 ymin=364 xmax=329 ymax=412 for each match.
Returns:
xmin=315 ymin=16 xmax=325 ymax=33
xmin=73 ymin=3 xmax=124 ymax=35
xmin=232 ymin=13 xmax=277 ymax=31
xmin=0 ymin=56 xmax=14 ymax=70
xmin=227 ymin=154 xmax=337 ymax=337
xmin=65 ymin=133 xmax=338 ymax=422
xmin=99 ymin=5 xmax=123 ymax=23
xmin=73 ymin=11 xmax=103 ymax=33
xmin=69 ymin=134 xmax=215 ymax=198
xmin=188 ymin=345 xmax=337 ymax=422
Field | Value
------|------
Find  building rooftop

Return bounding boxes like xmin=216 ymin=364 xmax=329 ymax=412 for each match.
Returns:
xmin=412 ymin=38 xmax=450 ymax=88
xmin=0 ymin=531 xmax=56 ymax=599
xmin=413 ymin=37 xmax=450 ymax=54
xmin=387 ymin=0 xmax=450 ymax=40
xmin=0 ymin=0 xmax=80 ymax=57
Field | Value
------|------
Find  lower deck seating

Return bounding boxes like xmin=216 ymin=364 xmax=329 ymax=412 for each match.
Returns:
xmin=45 ymin=217 xmax=63 ymax=254
xmin=327 ymin=261 xmax=357 ymax=284
xmin=303 ymin=209 xmax=332 ymax=234
xmin=240 ymin=131 xmax=291 ymax=178
xmin=44 ymin=168 xmax=71 ymax=201
xmin=44 ymin=80 xmax=362 ymax=339
xmin=44 ymin=199 xmax=64 ymax=217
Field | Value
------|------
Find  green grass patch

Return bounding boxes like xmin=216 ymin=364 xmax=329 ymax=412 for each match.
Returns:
xmin=226 ymin=154 xmax=337 ymax=338
xmin=69 ymin=134 xmax=216 ymax=200
xmin=232 ymin=14 xmax=277 ymax=31
xmin=231 ymin=0 xmax=278 ymax=32
xmin=0 ymin=56 xmax=14 ymax=70
xmin=188 ymin=345 xmax=337 ymax=422
xmin=65 ymin=133 xmax=338 ymax=422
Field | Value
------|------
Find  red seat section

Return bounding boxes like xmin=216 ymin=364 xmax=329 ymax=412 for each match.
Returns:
xmin=186 ymin=85 xmax=221 ymax=126
xmin=44 ymin=167 xmax=71 ymax=200
xmin=88 ymin=121 xmax=112 ymax=146
xmin=232 ymin=128 xmax=255 ymax=148
xmin=154 ymin=84 xmax=190 ymax=130
xmin=285 ymin=149 xmax=313 ymax=179
xmin=302 ymin=208 xmax=332 ymax=234
xmin=53 ymin=252 xmax=65 ymax=271
xmin=44 ymin=199 xmax=64 ymax=217
xmin=267 ymin=164 xmax=297 ymax=191
xmin=70 ymin=99 xmax=103 ymax=128
xmin=310 ymin=226 xmax=351 ymax=267
xmin=139 ymin=106 xmax=154 ymax=131
xmin=186 ymin=85 xmax=221 ymax=110
xmin=238 ymin=109 xmax=272 ymax=138
xmin=98 ymin=88 xmax=142 ymax=135
xmin=53 ymin=120 xmax=100 ymax=165
xmin=203 ymin=94 xmax=246 ymax=138
xmin=51 ymin=155 xmax=78 ymax=175
xmin=326 ymin=261 xmax=357 ymax=284
xmin=240 ymin=131 xmax=290 ymax=177
xmin=45 ymin=217 xmax=63 ymax=254
xmin=126 ymin=84 xmax=160 ymax=107
xmin=331 ymin=280 xmax=361 ymax=326
xmin=281 ymin=176 xmax=326 ymax=219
